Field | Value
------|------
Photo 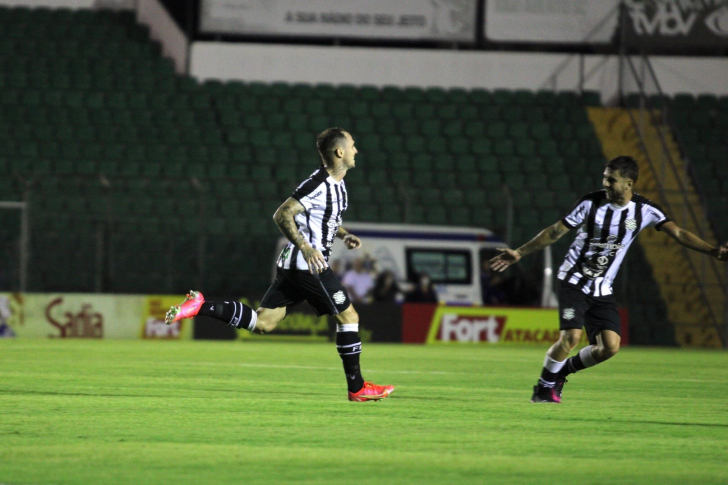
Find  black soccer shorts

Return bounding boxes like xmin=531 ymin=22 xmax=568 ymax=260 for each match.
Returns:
xmin=557 ymin=280 xmax=620 ymax=345
xmin=260 ymin=267 xmax=351 ymax=316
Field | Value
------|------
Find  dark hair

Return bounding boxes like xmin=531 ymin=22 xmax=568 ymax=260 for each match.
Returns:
xmin=606 ymin=155 xmax=639 ymax=183
xmin=316 ymin=127 xmax=348 ymax=158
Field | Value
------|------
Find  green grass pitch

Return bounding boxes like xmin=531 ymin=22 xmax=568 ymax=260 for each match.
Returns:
xmin=1 ymin=339 xmax=727 ymax=485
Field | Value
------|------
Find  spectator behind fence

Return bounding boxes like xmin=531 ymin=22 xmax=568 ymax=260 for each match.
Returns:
xmin=329 ymin=258 xmax=344 ymax=281
xmin=342 ymin=257 xmax=374 ymax=304
xmin=405 ymin=272 xmax=438 ymax=303
xmin=371 ymin=270 xmax=400 ymax=303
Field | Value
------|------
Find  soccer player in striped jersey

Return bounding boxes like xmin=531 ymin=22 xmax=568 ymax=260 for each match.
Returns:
xmin=165 ymin=128 xmax=394 ymax=402
xmin=490 ymin=156 xmax=728 ymax=403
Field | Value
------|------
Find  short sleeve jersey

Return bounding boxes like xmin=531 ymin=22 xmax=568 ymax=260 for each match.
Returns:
xmin=558 ymin=190 xmax=670 ymax=296
xmin=277 ymin=168 xmax=348 ymax=270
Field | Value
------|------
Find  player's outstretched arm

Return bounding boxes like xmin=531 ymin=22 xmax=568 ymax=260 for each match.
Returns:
xmin=336 ymin=226 xmax=361 ymax=250
xmin=273 ymin=197 xmax=328 ymax=273
xmin=490 ymin=221 xmax=570 ymax=272
xmin=660 ymin=221 xmax=728 ymax=261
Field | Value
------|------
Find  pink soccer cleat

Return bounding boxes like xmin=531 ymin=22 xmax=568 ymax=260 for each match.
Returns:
xmin=348 ymin=381 xmax=395 ymax=402
xmin=530 ymin=383 xmax=561 ymax=403
xmin=165 ymin=290 xmax=205 ymax=325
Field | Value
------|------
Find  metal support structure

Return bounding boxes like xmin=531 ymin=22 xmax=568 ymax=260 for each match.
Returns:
xmin=620 ymin=52 xmax=726 ymax=347
xmin=541 ymin=246 xmax=558 ymax=308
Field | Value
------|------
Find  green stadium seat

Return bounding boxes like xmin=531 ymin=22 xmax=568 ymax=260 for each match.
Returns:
xmin=426 ymin=206 xmax=447 ymax=225
xmin=511 ymin=191 xmax=533 ymax=208
xmin=515 ymin=139 xmax=536 ymax=157
xmin=449 ymin=207 xmax=471 ymax=226
xmin=381 ymin=85 xmax=403 ymax=101
xmin=492 ymin=90 xmax=513 ymax=105
xmin=493 ymin=139 xmax=514 ymax=157
xmin=487 ymin=122 xmax=507 ymax=139
xmin=414 ymin=104 xmax=436 ymax=119
xmin=359 ymin=86 xmax=380 ymax=101
xmin=471 ymin=139 xmax=492 ymax=156
xmin=370 ymin=101 xmax=391 ymax=119
xmin=464 ymin=190 xmax=486 ymax=206
xmin=581 ymin=91 xmax=601 ymax=106
xmin=426 ymin=137 xmax=448 ymax=154
xmin=469 ymin=89 xmax=491 ymax=105
xmin=403 ymin=87 xmax=425 ymax=102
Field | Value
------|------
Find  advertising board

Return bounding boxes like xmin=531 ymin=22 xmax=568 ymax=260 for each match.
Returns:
xmin=199 ymin=0 xmax=477 ymax=42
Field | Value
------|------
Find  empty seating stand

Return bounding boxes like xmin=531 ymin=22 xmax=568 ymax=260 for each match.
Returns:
xmin=0 ymin=5 xmax=613 ymax=298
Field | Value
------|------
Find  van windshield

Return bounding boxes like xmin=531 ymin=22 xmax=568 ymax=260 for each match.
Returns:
xmin=406 ymin=249 xmax=471 ymax=284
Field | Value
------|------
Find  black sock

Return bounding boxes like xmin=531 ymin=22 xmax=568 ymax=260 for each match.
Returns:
xmin=558 ymin=355 xmax=586 ymax=377
xmin=198 ymin=301 xmax=257 ymax=331
xmin=336 ymin=331 xmax=365 ymax=393
xmin=539 ymin=367 xmax=559 ymax=387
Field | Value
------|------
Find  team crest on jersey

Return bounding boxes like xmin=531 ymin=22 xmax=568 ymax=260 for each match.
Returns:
xmin=333 ymin=291 xmax=346 ymax=305
xmin=562 ymin=308 xmax=576 ymax=320
xmin=597 ymin=255 xmax=609 ymax=266
xmin=624 ymin=219 xmax=637 ymax=231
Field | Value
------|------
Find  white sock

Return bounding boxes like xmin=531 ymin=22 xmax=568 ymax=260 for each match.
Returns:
xmin=578 ymin=346 xmax=598 ymax=368
xmin=543 ymin=355 xmax=566 ymax=374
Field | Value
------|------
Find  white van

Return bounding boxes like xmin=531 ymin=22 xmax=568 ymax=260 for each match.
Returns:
xmin=276 ymin=222 xmax=508 ymax=305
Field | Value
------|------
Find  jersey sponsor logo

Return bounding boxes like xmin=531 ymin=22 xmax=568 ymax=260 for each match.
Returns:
xmin=624 ymin=218 xmax=637 ymax=231
xmin=589 ymin=238 xmax=625 ymax=251
xmin=439 ymin=314 xmax=506 ymax=343
xmin=332 ymin=291 xmax=346 ymax=305
xmin=280 ymin=247 xmax=291 ymax=260
xmin=562 ymin=308 xmax=576 ymax=320
xmin=581 ymin=263 xmax=605 ymax=279
xmin=307 ymin=190 xmax=323 ymax=199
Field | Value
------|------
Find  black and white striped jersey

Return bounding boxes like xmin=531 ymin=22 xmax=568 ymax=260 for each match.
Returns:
xmin=277 ymin=167 xmax=348 ymax=270
xmin=557 ymin=190 xmax=670 ymax=297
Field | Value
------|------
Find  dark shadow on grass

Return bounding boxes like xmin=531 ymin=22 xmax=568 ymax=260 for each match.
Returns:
xmin=0 ymin=388 xmax=335 ymax=399
xmin=536 ymin=413 xmax=728 ymax=429
xmin=624 ymin=420 xmax=728 ymax=429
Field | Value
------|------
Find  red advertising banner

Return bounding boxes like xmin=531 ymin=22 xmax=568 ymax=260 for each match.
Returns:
xmin=402 ymin=304 xmax=629 ymax=345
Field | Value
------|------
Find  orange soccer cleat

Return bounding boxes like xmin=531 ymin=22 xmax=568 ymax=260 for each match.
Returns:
xmin=165 ymin=290 xmax=205 ymax=325
xmin=348 ymin=381 xmax=395 ymax=402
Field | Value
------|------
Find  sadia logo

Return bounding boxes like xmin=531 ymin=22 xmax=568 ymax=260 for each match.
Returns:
xmin=45 ymin=297 xmax=103 ymax=338
xmin=440 ymin=314 xmax=506 ymax=343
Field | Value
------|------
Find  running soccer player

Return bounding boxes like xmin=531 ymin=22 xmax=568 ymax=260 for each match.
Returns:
xmin=165 ymin=128 xmax=394 ymax=402
xmin=489 ymin=156 xmax=728 ymax=403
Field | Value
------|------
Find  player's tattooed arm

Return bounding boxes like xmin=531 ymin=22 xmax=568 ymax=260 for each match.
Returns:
xmin=661 ymin=221 xmax=728 ymax=261
xmin=517 ymin=221 xmax=570 ymax=257
xmin=336 ymin=227 xmax=361 ymax=250
xmin=490 ymin=221 xmax=570 ymax=272
xmin=273 ymin=198 xmax=327 ymax=273
xmin=273 ymin=198 xmax=308 ymax=248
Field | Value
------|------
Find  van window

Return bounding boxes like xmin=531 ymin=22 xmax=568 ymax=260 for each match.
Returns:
xmin=406 ymin=249 xmax=472 ymax=284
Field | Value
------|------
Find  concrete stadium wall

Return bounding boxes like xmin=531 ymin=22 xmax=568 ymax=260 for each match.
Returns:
xmin=190 ymin=42 xmax=728 ymax=102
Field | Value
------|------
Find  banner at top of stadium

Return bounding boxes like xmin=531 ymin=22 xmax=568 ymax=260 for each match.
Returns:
xmin=484 ymin=0 xmax=621 ymax=44
xmin=622 ymin=0 xmax=728 ymax=47
xmin=199 ymin=0 xmax=478 ymax=42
